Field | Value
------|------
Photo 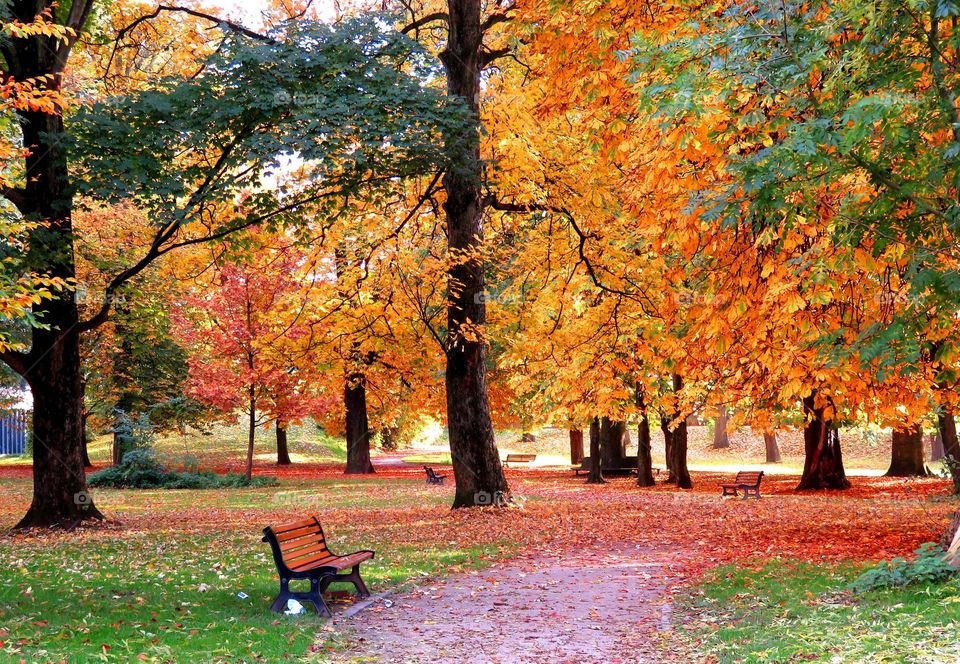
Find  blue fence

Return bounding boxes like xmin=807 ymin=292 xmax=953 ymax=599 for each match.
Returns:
xmin=0 ymin=411 xmax=28 ymax=455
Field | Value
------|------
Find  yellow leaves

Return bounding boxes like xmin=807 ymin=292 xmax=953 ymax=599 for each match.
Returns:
xmin=784 ymin=291 xmax=807 ymax=313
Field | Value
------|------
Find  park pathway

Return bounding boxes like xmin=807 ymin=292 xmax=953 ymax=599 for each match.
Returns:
xmin=328 ymin=543 xmax=687 ymax=663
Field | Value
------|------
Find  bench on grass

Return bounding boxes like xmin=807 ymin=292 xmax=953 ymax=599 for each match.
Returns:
xmin=262 ymin=516 xmax=374 ymax=617
xmin=721 ymin=470 xmax=764 ymax=500
xmin=424 ymin=466 xmax=447 ymax=485
xmin=504 ymin=453 xmax=537 ymax=467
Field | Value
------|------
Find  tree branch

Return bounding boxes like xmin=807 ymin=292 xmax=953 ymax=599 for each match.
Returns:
xmin=1 ymin=186 xmax=28 ymax=214
xmin=0 ymin=350 xmax=28 ymax=377
xmin=400 ymin=12 xmax=449 ymax=35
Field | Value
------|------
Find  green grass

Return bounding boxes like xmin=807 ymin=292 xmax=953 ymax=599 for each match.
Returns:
xmin=400 ymin=453 xmax=452 ymax=466
xmin=682 ymin=558 xmax=960 ymax=663
xmin=0 ymin=477 xmax=511 ymax=663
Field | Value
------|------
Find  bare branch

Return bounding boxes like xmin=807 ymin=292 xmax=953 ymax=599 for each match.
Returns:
xmin=401 ymin=12 xmax=449 ymax=35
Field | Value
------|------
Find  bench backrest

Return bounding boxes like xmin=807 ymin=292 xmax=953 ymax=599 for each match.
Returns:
xmin=263 ymin=516 xmax=334 ymax=574
xmin=424 ymin=466 xmax=440 ymax=478
xmin=506 ymin=454 xmax=536 ymax=462
xmin=734 ymin=471 xmax=764 ymax=485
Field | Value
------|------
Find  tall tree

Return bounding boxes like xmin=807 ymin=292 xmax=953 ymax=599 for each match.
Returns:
xmin=1 ymin=6 xmax=462 ymax=526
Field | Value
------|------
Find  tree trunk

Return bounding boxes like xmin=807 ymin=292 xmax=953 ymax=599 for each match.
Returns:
xmin=931 ymin=430 xmax=946 ymax=461
xmin=661 ymin=416 xmax=675 ymax=481
xmin=586 ymin=417 xmax=605 ymax=484
xmin=245 ymin=384 xmax=256 ymax=481
xmin=763 ymin=431 xmax=782 ymax=464
xmin=796 ymin=395 xmax=850 ymax=490
xmin=636 ymin=404 xmax=655 ymax=488
xmin=276 ymin=420 xmax=291 ymax=466
xmin=569 ymin=429 xmax=584 ymax=465
xmin=345 ymin=373 xmax=374 ymax=474
xmin=9 ymin=81 xmax=103 ymax=526
xmin=712 ymin=406 xmax=730 ymax=449
xmin=937 ymin=410 xmax=960 ymax=493
xmin=885 ymin=425 xmax=927 ymax=477
xmin=440 ymin=0 xmax=509 ymax=507
xmin=82 ymin=434 xmax=92 ymax=469
xmin=668 ymin=375 xmax=692 ymax=488
xmin=599 ymin=417 xmax=628 ymax=468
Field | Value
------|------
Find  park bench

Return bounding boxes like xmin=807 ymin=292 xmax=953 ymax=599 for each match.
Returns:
xmin=721 ymin=470 xmax=764 ymax=500
xmin=424 ymin=466 xmax=447 ymax=485
xmin=504 ymin=453 xmax=536 ymax=467
xmin=262 ymin=516 xmax=374 ymax=617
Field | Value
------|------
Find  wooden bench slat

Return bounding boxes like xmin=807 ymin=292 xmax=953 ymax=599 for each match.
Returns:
xmin=279 ymin=532 xmax=328 ymax=552
xmin=271 ymin=517 xmax=319 ymax=535
xmin=276 ymin=524 xmax=326 ymax=543
xmin=284 ymin=542 xmax=332 ymax=562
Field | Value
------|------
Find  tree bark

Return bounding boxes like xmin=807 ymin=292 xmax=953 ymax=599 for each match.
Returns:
xmin=712 ymin=406 xmax=730 ymax=448
xmin=931 ymin=429 xmax=946 ymax=462
xmin=599 ymin=417 xmax=628 ymax=468
xmin=636 ymin=405 xmax=655 ymax=488
xmin=276 ymin=420 xmax=291 ymax=466
xmin=937 ymin=410 xmax=960 ymax=493
xmin=885 ymin=425 xmax=927 ymax=477
xmin=245 ymin=382 xmax=256 ymax=481
xmin=796 ymin=395 xmax=850 ymax=490
xmin=586 ymin=417 xmax=605 ymax=484
xmin=763 ymin=431 xmax=782 ymax=464
xmin=668 ymin=375 xmax=692 ymax=489
xmin=345 ymin=372 xmax=375 ymax=474
xmin=569 ymin=429 xmax=584 ymax=465
xmin=440 ymin=0 xmax=509 ymax=507
xmin=661 ymin=416 xmax=675 ymax=481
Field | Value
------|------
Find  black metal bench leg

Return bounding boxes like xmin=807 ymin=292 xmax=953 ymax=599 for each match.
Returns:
xmin=348 ymin=564 xmax=371 ymax=597
xmin=271 ymin=578 xmax=292 ymax=613
xmin=309 ymin=577 xmax=333 ymax=617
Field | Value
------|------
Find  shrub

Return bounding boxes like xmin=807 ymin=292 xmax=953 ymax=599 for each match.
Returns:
xmin=851 ymin=543 xmax=957 ymax=593
xmin=89 ymin=449 xmax=277 ymax=489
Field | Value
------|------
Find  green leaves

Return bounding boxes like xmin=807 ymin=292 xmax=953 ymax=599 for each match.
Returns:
xmin=70 ymin=13 xmax=469 ymax=241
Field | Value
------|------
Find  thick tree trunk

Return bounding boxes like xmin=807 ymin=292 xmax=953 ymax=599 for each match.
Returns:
xmin=796 ymin=395 xmax=850 ymax=490
xmin=937 ymin=410 xmax=960 ymax=493
xmin=276 ymin=420 xmax=291 ymax=466
xmin=885 ymin=426 xmax=927 ymax=477
xmin=345 ymin=373 xmax=374 ymax=474
xmin=9 ymin=78 xmax=103 ymax=526
xmin=586 ymin=417 xmax=605 ymax=484
xmin=599 ymin=417 xmax=628 ymax=468
xmin=569 ymin=429 xmax=584 ymax=465
xmin=712 ymin=406 xmax=730 ymax=449
xmin=763 ymin=431 xmax=782 ymax=464
xmin=441 ymin=0 xmax=509 ymax=507
xmin=636 ymin=409 xmax=655 ymax=488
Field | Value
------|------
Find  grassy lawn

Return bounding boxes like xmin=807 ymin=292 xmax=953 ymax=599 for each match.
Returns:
xmin=682 ymin=559 xmax=960 ymax=663
xmin=0 ymin=477 xmax=512 ymax=663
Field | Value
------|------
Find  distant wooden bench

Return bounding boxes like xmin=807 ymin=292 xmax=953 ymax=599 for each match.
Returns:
xmin=262 ymin=516 xmax=374 ymax=617
xmin=424 ymin=466 xmax=447 ymax=485
xmin=504 ymin=453 xmax=536 ymax=467
xmin=721 ymin=471 xmax=764 ymax=500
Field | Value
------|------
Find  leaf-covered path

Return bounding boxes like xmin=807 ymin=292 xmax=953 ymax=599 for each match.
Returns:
xmin=330 ymin=543 xmax=687 ymax=663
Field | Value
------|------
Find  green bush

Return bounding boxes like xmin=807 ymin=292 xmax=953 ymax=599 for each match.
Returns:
xmin=851 ymin=543 xmax=957 ymax=593
xmin=89 ymin=449 xmax=277 ymax=489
